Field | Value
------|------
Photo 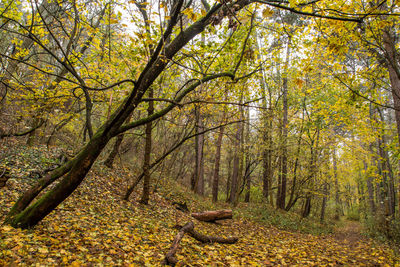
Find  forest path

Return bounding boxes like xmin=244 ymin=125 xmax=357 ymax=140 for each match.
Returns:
xmin=332 ymin=219 xmax=366 ymax=246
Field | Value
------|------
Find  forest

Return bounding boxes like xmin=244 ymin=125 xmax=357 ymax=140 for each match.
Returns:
xmin=1 ymin=0 xmax=400 ymax=265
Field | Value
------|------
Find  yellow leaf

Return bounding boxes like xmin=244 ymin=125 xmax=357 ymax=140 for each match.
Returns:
xmin=262 ymin=8 xmax=274 ymax=18
xmin=38 ymin=247 xmax=49 ymax=254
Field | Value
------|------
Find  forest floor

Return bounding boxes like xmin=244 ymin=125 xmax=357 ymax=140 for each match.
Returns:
xmin=0 ymin=145 xmax=399 ymax=266
xmin=332 ymin=220 xmax=366 ymax=245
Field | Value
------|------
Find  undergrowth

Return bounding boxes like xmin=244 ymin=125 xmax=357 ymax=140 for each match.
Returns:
xmin=159 ymin=178 xmax=336 ymax=236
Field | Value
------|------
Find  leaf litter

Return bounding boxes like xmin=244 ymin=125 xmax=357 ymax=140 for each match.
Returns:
xmin=0 ymin=147 xmax=398 ymax=266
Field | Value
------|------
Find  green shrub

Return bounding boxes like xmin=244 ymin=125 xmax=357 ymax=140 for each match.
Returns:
xmin=346 ymin=208 xmax=360 ymax=221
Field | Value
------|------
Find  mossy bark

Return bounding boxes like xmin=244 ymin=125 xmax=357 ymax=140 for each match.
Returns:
xmin=5 ymin=160 xmax=74 ymax=222
xmin=9 ymin=133 xmax=108 ymax=228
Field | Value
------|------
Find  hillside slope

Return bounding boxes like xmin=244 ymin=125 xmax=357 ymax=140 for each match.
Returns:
xmin=0 ymin=162 xmax=398 ymax=266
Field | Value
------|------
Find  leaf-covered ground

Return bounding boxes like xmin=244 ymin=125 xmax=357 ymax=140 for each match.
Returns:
xmin=0 ymin=150 xmax=398 ymax=266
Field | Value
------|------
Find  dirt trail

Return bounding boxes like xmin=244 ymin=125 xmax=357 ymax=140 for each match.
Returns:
xmin=332 ymin=220 xmax=367 ymax=247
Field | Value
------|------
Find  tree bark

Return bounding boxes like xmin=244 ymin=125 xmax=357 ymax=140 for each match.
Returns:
xmin=191 ymin=209 xmax=232 ymax=222
xmin=104 ymin=134 xmax=124 ymax=168
xmin=229 ymin=121 xmax=242 ymax=205
xmin=333 ymin=148 xmax=340 ymax=220
xmin=302 ymin=194 xmax=312 ymax=218
xmin=277 ymin=38 xmax=291 ymax=210
xmin=286 ymin=105 xmax=304 ymax=211
xmin=225 ymin=153 xmax=232 ymax=202
xmin=320 ymin=182 xmax=328 ymax=223
xmin=364 ymin=161 xmax=376 ymax=215
xmin=192 ymin=105 xmax=205 ymax=195
xmin=212 ymin=125 xmax=224 ymax=202
xmin=140 ymin=87 xmax=154 ymax=205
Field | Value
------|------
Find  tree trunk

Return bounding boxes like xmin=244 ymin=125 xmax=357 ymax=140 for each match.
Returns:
xmin=225 ymin=153 xmax=232 ymax=202
xmin=104 ymin=134 xmax=124 ymax=168
xmin=256 ymin=29 xmax=273 ymax=202
xmin=364 ymin=161 xmax=376 ymax=214
xmin=277 ymin=38 xmax=290 ymax=210
xmin=140 ymin=87 xmax=154 ymax=205
xmin=229 ymin=115 xmax=243 ymax=205
xmin=333 ymin=148 xmax=340 ymax=220
xmin=8 ymin=132 xmax=109 ymax=228
xmin=320 ymin=182 xmax=328 ymax=223
xmin=286 ymin=106 xmax=304 ymax=211
xmin=212 ymin=125 xmax=224 ymax=202
xmin=244 ymin=170 xmax=251 ymax=203
xmin=302 ymin=194 xmax=312 ymax=218
xmin=192 ymin=105 xmax=205 ymax=195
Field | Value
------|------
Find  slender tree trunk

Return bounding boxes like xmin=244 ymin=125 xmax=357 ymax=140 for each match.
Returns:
xmin=193 ymin=105 xmax=205 ymax=195
xmin=244 ymin=168 xmax=251 ymax=202
xmin=244 ymin=108 xmax=251 ymax=203
xmin=302 ymin=194 xmax=312 ymax=218
xmin=140 ymin=87 xmax=154 ymax=204
xmin=358 ymin=177 xmax=366 ymax=220
xmin=320 ymin=182 xmax=328 ymax=223
xmin=333 ymin=148 xmax=340 ymax=220
xmin=212 ymin=125 xmax=224 ymax=202
xmin=229 ymin=119 xmax=242 ymax=205
xmin=104 ymin=134 xmax=124 ymax=168
xmin=226 ymin=153 xmax=232 ymax=202
xmin=364 ymin=161 xmax=376 ymax=214
xmin=256 ymin=30 xmax=273 ymax=202
xmin=286 ymin=110 xmax=304 ymax=211
xmin=276 ymin=156 xmax=282 ymax=208
xmin=381 ymin=20 xmax=400 ymax=221
xmin=278 ymin=39 xmax=290 ymax=210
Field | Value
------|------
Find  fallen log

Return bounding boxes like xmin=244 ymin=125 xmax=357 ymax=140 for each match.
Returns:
xmin=191 ymin=209 xmax=232 ymax=222
xmin=173 ymin=225 xmax=238 ymax=244
xmin=162 ymin=222 xmax=194 ymax=266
